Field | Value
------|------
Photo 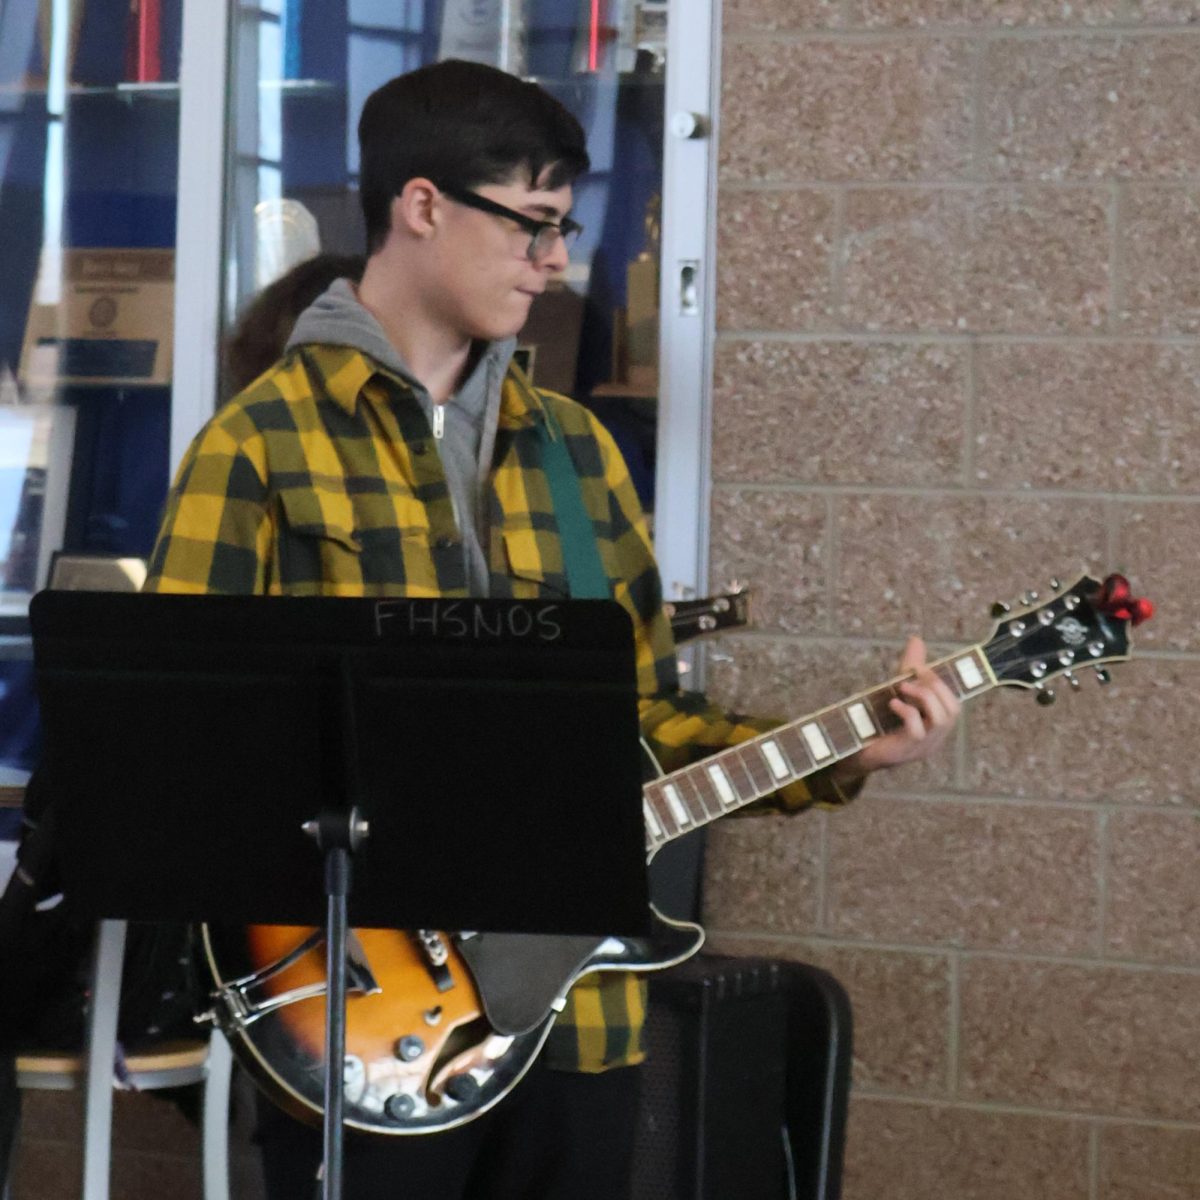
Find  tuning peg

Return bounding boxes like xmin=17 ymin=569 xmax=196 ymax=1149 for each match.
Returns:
xmin=1050 ymin=577 xmax=1062 ymax=591
xmin=1094 ymin=667 xmax=1112 ymax=685
xmin=1035 ymin=684 xmax=1056 ymax=706
xmin=1021 ymin=590 xmax=1039 ymax=605
xmin=991 ymin=601 xmax=1012 ymax=617
xmin=1065 ymin=671 xmax=1081 ymax=691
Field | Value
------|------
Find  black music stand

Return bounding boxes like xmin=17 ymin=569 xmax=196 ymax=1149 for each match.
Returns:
xmin=29 ymin=591 xmax=650 ymax=1200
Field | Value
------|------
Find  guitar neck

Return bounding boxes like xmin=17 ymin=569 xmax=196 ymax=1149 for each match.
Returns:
xmin=643 ymin=645 xmax=996 ymax=852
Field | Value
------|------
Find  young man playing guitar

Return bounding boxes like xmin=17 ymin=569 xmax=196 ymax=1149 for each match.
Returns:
xmin=146 ymin=59 xmax=958 ymax=1200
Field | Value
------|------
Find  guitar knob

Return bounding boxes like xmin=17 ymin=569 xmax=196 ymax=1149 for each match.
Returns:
xmin=384 ymin=1093 xmax=416 ymax=1121
xmin=443 ymin=1073 xmax=481 ymax=1104
xmin=1095 ymin=667 xmax=1112 ymax=685
xmin=395 ymin=1036 xmax=425 ymax=1062
xmin=1036 ymin=686 xmax=1056 ymax=706
xmin=990 ymin=601 xmax=1011 ymax=617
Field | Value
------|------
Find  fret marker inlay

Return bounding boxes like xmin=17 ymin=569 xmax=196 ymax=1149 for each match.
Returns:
xmin=662 ymin=784 xmax=691 ymax=827
xmin=801 ymin=723 xmax=833 ymax=761
xmin=761 ymin=740 xmax=790 ymax=780
xmin=847 ymin=702 xmax=877 ymax=739
xmin=644 ymin=801 xmax=664 ymax=840
xmin=954 ymin=655 xmax=984 ymax=690
xmin=707 ymin=763 xmax=737 ymax=807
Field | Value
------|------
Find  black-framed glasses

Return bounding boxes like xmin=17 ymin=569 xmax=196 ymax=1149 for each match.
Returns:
xmin=439 ymin=185 xmax=583 ymax=263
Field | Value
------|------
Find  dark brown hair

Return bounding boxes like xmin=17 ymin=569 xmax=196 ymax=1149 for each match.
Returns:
xmin=358 ymin=60 xmax=589 ymax=253
xmin=224 ymin=253 xmax=365 ymax=396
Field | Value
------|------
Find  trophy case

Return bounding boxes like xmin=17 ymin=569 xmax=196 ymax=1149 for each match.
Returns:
xmin=0 ymin=0 xmax=720 ymax=786
xmin=0 ymin=0 xmax=185 ymax=786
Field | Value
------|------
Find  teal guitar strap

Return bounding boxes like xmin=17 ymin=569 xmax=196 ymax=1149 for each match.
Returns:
xmin=536 ymin=403 xmax=610 ymax=600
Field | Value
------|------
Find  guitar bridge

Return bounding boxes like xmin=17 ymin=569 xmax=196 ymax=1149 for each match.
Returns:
xmin=414 ymin=930 xmax=454 ymax=992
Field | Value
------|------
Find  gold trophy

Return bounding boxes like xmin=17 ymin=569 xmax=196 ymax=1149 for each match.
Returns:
xmin=622 ymin=192 xmax=660 ymax=394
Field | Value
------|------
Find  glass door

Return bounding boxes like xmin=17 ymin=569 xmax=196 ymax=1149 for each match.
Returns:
xmin=0 ymin=0 xmax=186 ymax=788
xmin=220 ymin=0 xmax=670 ymax=516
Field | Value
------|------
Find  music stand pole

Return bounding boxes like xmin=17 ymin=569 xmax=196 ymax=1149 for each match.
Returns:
xmin=303 ymin=806 xmax=369 ymax=1200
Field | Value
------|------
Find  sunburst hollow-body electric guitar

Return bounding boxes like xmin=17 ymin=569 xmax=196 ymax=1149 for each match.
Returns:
xmin=201 ymin=573 xmax=1150 ymax=1135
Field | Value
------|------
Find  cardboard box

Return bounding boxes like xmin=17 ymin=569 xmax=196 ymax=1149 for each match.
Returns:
xmin=19 ymin=248 xmax=175 ymax=388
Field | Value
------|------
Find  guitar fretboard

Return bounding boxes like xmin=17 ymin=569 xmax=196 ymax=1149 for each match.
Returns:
xmin=642 ymin=647 xmax=995 ymax=852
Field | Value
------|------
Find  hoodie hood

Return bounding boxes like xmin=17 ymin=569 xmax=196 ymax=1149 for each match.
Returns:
xmin=286 ymin=276 xmax=518 ymax=395
xmin=287 ymin=276 xmax=517 ymax=597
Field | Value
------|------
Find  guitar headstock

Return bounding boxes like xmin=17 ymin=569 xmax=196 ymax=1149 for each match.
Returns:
xmin=665 ymin=584 xmax=752 ymax=645
xmin=982 ymin=573 xmax=1152 ymax=703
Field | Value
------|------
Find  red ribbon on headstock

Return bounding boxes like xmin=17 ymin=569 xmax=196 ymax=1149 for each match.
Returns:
xmin=1096 ymin=574 xmax=1154 ymax=627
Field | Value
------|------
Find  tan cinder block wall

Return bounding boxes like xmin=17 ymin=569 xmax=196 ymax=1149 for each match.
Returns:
xmin=703 ymin=3 xmax=1200 ymax=1197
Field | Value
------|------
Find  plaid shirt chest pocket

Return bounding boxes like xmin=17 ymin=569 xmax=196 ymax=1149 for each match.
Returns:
xmin=276 ymin=484 xmax=365 ymax=592
xmin=495 ymin=521 xmax=571 ymax=599
xmin=275 ymin=479 xmax=449 ymax=595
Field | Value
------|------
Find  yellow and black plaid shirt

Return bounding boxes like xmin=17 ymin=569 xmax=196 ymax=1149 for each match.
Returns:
xmin=146 ymin=342 xmax=850 ymax=1071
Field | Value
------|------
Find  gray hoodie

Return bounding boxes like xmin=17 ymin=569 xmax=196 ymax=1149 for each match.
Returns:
xmin=287 ymin=278 xmax=516 ymax=596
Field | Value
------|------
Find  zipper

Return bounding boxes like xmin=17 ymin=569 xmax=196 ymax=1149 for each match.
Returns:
xmin=432 ymin=404 xmax=445 ymax=439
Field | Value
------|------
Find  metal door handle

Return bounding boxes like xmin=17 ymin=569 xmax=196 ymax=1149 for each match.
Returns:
xmin=679 ymin=260 xmax=699 ymax=316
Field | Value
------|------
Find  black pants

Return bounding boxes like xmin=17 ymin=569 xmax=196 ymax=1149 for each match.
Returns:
xmin=256 ymin=1059 xmax=642 ymax=1200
